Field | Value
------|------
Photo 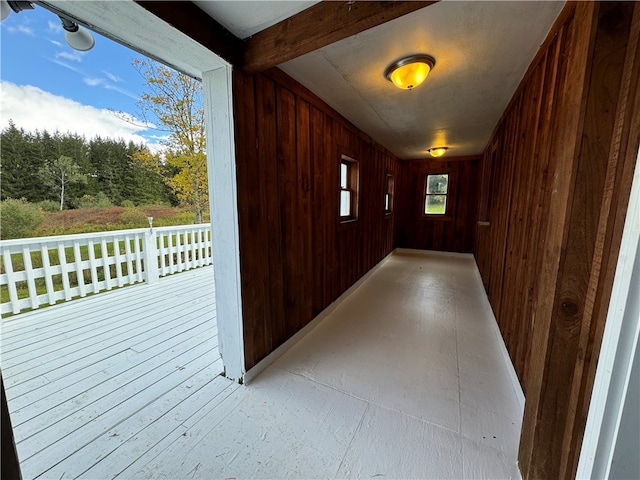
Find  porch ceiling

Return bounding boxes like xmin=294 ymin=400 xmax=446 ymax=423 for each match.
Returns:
xmin=49 ymin=1 xmax=565 ymax=160
xmin=194 ymin=0 xmax=565 ymax=159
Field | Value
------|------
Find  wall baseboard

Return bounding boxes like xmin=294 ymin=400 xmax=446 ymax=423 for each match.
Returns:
xmin=470 ymin=258 xmax=526 ymax=412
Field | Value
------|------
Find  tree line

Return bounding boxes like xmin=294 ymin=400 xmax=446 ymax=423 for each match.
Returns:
xmin=1 ymin=58 xmax=208 ymax=222
xmin=0 ymin=121 xmax=174 ymax=209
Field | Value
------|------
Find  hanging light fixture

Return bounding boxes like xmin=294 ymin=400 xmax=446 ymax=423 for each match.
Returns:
xmin=384 ymin=54 xmax=436 ymax=90
xmin=428 ymin=147 xmax=448 ymax=158
xmin=0 ymin=0 xmax=95 ymax=51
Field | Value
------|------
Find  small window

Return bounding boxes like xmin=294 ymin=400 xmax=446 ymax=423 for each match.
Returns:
xmin=424 ymin=173 xmax=449 ymax=215
xmin=384 ymin=174 xmax=394 ymax=214
xmin=340 ymin=155 xmax=358 ymax=220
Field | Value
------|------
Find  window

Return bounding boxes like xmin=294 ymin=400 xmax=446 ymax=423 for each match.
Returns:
xmin=424 ymin=173 xmax=449 ymax=215
xmin=340 ymin=155 xmax=358 ymax=220
xmin=384 ymin=174 xmax=394 ymax=214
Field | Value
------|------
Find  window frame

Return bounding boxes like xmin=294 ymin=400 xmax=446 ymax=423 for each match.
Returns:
xmin=423 ymin=172 xmax=450 ymax=217
xmin=339 ymin=154 xmax=359 ymax=222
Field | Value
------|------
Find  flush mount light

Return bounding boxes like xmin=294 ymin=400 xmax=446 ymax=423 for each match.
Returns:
xmin=384 ymin=54 xmax=436 ymax=90
xmin=428 ymin=147 xmax=448 ymax=158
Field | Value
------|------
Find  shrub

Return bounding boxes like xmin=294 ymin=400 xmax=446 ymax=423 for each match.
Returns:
xmin=121 ymin=200 xmax=135 ymax=208
xmin=120 ymin=207 xmax=149 ymax=227
xmin=76 ymin=195 xmax=96 ymax=209
xmin=0 ymin=198 xmax=44 ymax=239
xmin=37 ymin=200 xmax=60 ymax=212
xmin=94 ymin=192 xmax=112 ymax=208
xmin=75 ymin=192 xmax=113 ymax=209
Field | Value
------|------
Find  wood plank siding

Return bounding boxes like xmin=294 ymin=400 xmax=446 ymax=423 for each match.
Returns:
xmin=397 ymin=156 xmax=481 ymax=253
xmin=473 ymin=2 xmax=640 ymax=479
xmin=232 ymin=68 xmax=399 ymax=370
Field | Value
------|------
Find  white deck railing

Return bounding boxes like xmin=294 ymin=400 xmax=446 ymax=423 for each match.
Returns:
xmin=0 ymin=224 xmax=212 ymax=316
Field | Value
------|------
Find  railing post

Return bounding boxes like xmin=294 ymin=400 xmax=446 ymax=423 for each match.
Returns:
xmin=144 ymin=228 xmax=159 ymax=285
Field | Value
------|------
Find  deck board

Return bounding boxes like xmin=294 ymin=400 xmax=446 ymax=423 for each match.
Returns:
xmin=3 ymin=305 xmax=212 ymax=377
xmin=1 ymin=266 xmax=221 ymax=480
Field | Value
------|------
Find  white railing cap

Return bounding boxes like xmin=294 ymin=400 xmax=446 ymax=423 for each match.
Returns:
xmin=0 ymin=223 xmax=211 ymax=248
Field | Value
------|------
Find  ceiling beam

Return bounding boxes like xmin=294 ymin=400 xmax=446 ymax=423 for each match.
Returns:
xmin=243 ymin=1 xmax=437 ymax=73
xmin=134 ymin=1 xmax=244 ymax=68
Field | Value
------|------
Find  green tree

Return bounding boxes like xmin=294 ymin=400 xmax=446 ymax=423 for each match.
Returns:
xmin=130 ymin=58 xmax=208 ymax=223
xmin=1 ymin=123 xmax=171 ymax=207
xmin=0 ymin=122 xmax=45 ymax=202
xmin=38 ymin=155 xmax=87 ymax=210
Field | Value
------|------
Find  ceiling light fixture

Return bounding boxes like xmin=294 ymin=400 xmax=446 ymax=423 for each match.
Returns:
xmin=384 ymin=54 xmax=436 ymax=90
xmin=0 ymin=0 xmax=95 ymax=51
xmin=428 ymin=147 xmax=448 ymax=158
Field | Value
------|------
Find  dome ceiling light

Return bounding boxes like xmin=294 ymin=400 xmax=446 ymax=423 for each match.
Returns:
xmin=384 ymin=54 xmax=436 ymax=90
xmin=428 ymin=147 xmax=448 ymax=158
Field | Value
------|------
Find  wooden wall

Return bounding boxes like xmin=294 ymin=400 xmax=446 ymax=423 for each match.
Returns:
xmin=397 ymin=157 xmax=481 ymax=253
xmin=233 ymin=68 xmax=399 ymax=370
xmin=473 ymin=9 xmax=570 ymax=387
xmin=474 ymin=2 xmax=640 ymax=479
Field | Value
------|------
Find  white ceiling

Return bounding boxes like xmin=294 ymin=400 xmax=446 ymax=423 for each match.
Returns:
xmin=198 ymin=0 xmax=565 ymax=159
xmin=194 ymin=1 xmax=320 ymax=39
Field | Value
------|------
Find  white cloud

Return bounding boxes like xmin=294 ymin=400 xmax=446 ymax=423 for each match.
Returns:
xmin=55 ymin=50 xmax=84 ymax=63
xmin=104 ymin=71 xmax=123 ymax=83
xmin=84 ymin=77 xmax=102 ymax=86
xmin=49 ymin=40 xmax=63 ymax=47
xmin=83 ymin=76 xmax=138 ymax=100
xmin=102 ymin=83 xmax=139 ymax=100
xmin=0 ymin=82 xmax=164 ymax=152
xmin=51 ymin=58 xmax=83 ymax=74
xmin=6 ymin=24 xmax=34 ymax=36
xmin=48 ymin=20 xmax=62 ymax=33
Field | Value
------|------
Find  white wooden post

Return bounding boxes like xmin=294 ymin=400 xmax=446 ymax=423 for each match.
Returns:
xmin=41 ymin=245 xmax=56 ymax=306
xmin=57 ymin=243 xmax=72 ymax=301
xmin=203 ymin=65 xmax=245 ymax=380
xmin=144 ymin=228 xmax=159 ymax=285
xmin=22 ymin=246 xmax=39 ymax=310
xmin=3 ymin=250 xmax=19 ymax=314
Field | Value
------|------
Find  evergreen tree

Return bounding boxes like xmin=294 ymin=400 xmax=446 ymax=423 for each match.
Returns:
xmin=1 ymin=122 xmax=172 ymax=207
xmin=0 ymin=121 xmax=30 ymax=200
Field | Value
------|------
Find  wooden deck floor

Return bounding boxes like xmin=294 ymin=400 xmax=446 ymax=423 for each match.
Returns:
xmin=3 ymin=251 xmax=524 ymax=479
xmin=1 ymin=266 xmax=223 ymax=480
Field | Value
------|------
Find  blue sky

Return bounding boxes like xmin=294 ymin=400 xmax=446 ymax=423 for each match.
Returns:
xmin=1 ymin=5 xmax=165 ymax=149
